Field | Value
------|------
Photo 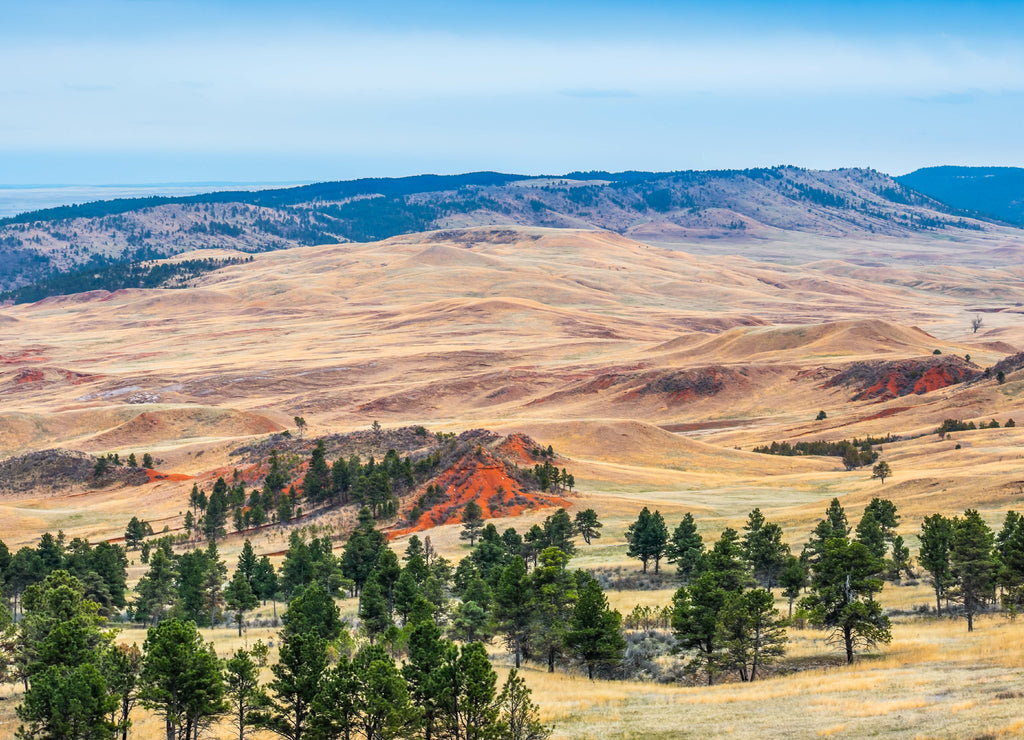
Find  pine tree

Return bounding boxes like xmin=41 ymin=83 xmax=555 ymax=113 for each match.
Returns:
xmin=566 ymin=573 xmax=625 ymax=679
xmin=256 ymin=584 xmax=341 ymax=739
xmin=855 ymin=509 xmax=887 ymax=561
xmin=224 ymin=643 xmax=267 ymax=740
xmin=715 ymin=588 xmax=787 ymax=681
xmin=460 ymin=500 xmax=485 ymax=546
xmin=625 ymin=507 xmax=669 ymax=574
xmin=104 ymin=642 xmax=142 ymax=740
xmin=402 ymin=620 xmax=451 ymax=740
xmin=919 ymin=513 xmax=954 ymax=614
xmin=801 ymin=536 xmax=890 ymax=663
xmin=302 ymin=440 xmax=331 ymax=504
xmin=224 ymin=569 xmax=259 ymax=637
xmin=529 ymin=548 xmax=578 ymax=673
xmin=741 ymin=508 xmax=790 ymax=588
xmin=359 ymin=576 xmax=393 ymax=644
xmin=341 ymin=507 xmax=387 ymax=596
xmin=778 ymin=555 xmax=807 ymax=619
xmin=671 ymin=529 xmax=752 ymax=685
xmin=542 ymin=509 xmax=577 ymax=555
xmin=950 ymin=509 xmax=998 ymax=631
xmin=133 ymin=548 xmax=177 ymax=624
xmin=203 ymin=477 xmax=229 ymax=542
xmin=15 ymin=571 xmax=118 ymax=739
xmin=497 ymin=669 xmax=551 ymax=740
xmin=139 ymin=618 xmax=227 ymax=740
xmin=667 ymin=513 xmax=704 ymax=583
xmin=493 ymin=556 xmax=532 ymax=669
xmin=351 ymin=645 xmax=419 ymax=740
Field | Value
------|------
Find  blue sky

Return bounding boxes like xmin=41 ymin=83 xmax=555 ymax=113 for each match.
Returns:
xmin=3 ymin=0 xmax=1023 ymax=184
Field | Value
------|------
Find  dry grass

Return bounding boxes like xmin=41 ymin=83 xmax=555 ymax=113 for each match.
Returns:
xmin=5 ymin=227 xmax=1024 ymax=736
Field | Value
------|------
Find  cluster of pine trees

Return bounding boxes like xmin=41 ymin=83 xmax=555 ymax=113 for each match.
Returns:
xmin=0 ymin=531 xmax=128 ymax=618
xmin=918 ymin=508 xmax=1024 ymax=630
xmin=751 ymin=436 xmax=892 ymax=469
xmin=620 ymin=497 xmax=1021 ymax=684
xmin=11 ymin=472 xmax=1024 ymax=737
xmin=348 ymin=506 xmax=623 ymax=680
xmin=1 ymin=566 xmax=549 ymax=740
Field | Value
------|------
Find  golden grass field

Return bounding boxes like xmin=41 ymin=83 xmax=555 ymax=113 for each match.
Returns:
xmin=3 ymin=226 xmax=1024 ymax=736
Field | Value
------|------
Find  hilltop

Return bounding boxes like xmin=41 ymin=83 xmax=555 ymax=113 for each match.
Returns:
xmin=3 ymin=165 xmax=1020 ymax=294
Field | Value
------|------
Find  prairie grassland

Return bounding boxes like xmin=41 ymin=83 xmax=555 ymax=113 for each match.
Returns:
xmin=532 ymin=614 xmax=1024 ymax=739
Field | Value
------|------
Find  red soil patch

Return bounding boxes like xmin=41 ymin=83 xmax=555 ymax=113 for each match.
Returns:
xmin=144 ymin=468 xmax=193 ymax=482
xmin=64 ymin=370 xmax=96 ymax=385
xmin=826 ymin=357 xmax=979 ymax=401
xmin=0 ymin=350 xmax=47 ymax=364
xmin=14 ymin=368 xmax=44 ymax=384
xmin=389 ymin=438 xmax=571 ymax=539
xmin=494 ymin=433 xmax=543 ymax=466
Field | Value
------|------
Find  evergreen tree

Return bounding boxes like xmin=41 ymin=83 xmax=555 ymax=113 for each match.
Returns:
xmin=888 ymin=534 xmax=913 ymax=581
xmin=542 ymin=509 xmax=577 ymax=556
xmin=347 ymin=645 xmax=419 ymax=739
xmin=522 ymin=525 xmax=545 ymax=568
xmin=715 ymin=588 xmax=787 ymax=681
xmin=224 ymin=643 xmax=268 ymax=740
xmin=566 ymin=573 xmax=625 ymax=679
xmin=341 ymin=507 xmax=387 ymax=596
xmin=104 ymin=642 xmax=142 ymax=740
xmin=497 ymin=669 xmax=551 ymax=740
xmin=855 ymin=508 xmax=887 ymax=561
xmin=441 ymin=642 xmax=501 ymax=740
xmin=778 ymin=555 xmax=807 ymax=619
xmin=252 ymin=555 xmax=280 ymax=614
xmin=802 ymin=497 xmax=850 ymax=567
xmin=920 ymin=513 xmax=955 ymax=614
xmin=573 ymin=509 xmax=602 ymax=545
xmin=133 ymin=547 xmax=177 ymax=624
xmin=309 ymin=654 xmax=358 ymax=740
xmin=741 ymin=508 xmax=790 ymax=588
xmin=501 ymin=528 xmax=524 ymax=560
xmin=238 ymin=540 xmax=258 ymax=586
xmin=125 ymin=516 xmax=148 ymax=550
xmin=625 ymin=507 xmax=669 ymax=574
xmin=402 ymin=620 xmax=451 ymax=740
xmin=139 ymin=618 xmax=227 ymax=740
xmin=671 ymin=528 xmax=753 ymax=684
xmin=302 ymin=440 xmax=331 ymax=504
xmin=330 ymin=456 xmax=351 ymax=505
xmin=225 ymin=568 xmax=259 ymax=637
xmin=529 ymin=548 xmax=578 ymax=673
xmin=359 ymin=576 xmax=393 ymax=644
xmin=264 ymin=450 xmax=288 ymax=497
xmin=801 ymin=536 xmax=890 ymax=663
xmin=493 ymin=556 xmax=532 ymax=669
xmin=950 ymin=509 xmax=998 ymax=631
xmin=666 ymin=512 xmax=704 ymax=583
xmin=460 ymin=500 xmax=485 ymax=546
xmin=203 ymin=477 xmax=229 ymax=542
xmin=257 ymin=584 xmax=341 ymax=739
xmin=15 ymin=571 xmax=117 ymax=740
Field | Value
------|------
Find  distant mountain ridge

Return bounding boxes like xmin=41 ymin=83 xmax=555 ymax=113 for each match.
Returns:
xmin=0 ymin=166 xmax=996 ymax=293
xmin=898 ymin=166 xmax=1024 ymax=226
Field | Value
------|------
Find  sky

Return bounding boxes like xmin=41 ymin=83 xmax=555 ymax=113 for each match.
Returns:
xmin=3 ymin=0 xmax=1024 ymax=184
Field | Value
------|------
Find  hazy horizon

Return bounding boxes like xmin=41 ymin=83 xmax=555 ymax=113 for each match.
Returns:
xmin=4 ymin=1 xmax=1023 ymax=184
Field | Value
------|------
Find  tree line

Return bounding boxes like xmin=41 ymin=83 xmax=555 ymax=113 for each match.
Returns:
xmin=3 ymin=567 xmax=549 ymax=740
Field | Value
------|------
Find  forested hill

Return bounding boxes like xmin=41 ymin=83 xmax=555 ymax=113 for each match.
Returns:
xmin=898 ymin=166 xmax=1024 ymax=226
xmin=0 ymin=166 xmax=993 ymax=293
